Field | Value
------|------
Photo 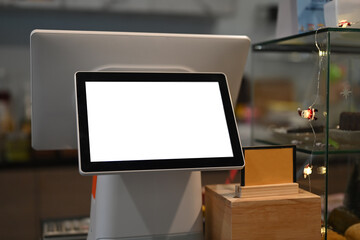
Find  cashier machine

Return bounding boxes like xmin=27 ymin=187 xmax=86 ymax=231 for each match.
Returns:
xmin=30 ymin=30 xmax=250 ymax=239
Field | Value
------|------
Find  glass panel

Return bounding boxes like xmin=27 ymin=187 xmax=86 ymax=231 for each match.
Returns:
xmin=252 ymin=28 xmax=360 ymax=239
xmin=326 ymin=30 xmax=360 ymax=240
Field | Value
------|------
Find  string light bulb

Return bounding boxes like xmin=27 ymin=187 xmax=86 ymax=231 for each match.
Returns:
xmin=338 ymin=20 xmax=352 ymax=28
xmin=303 ymin=164 xmax=313 ymax=178
xmin=318 ymin=50 xmax=327 ymax=57
xmin=298 ymin=107 xmax=318 ymax=121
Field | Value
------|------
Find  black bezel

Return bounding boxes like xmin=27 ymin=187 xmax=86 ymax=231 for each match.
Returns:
xmin=75 ymin=72 xmax=244 ymax=174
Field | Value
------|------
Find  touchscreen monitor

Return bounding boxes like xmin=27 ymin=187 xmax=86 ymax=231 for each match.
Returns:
xmin=75 ymin=72 xmax=244 ymax=174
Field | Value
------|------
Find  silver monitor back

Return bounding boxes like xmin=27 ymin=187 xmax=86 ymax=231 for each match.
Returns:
xmin=30 ymin=30 xmax=250 ymax=150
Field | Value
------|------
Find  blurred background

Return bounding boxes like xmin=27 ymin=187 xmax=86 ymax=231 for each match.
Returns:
xmin=0 ymin=1 xmax=281 ymax=239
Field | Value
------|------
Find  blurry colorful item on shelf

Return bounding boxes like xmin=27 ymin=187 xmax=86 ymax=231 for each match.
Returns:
xmin=343 ymin=162 xmax=360 ymax=217
xmin=303 ymin=164 xmax=313 ymax=179
xmin=328 ymin=206 xmax=360 ymax=235
xmin=345 ymin=223 xmax=360 ymax=240
xmin=298 ymin=107 xmax=318 ymax=121
xmin=339 ymin=112 xmax=360 ymax=131
xmin=297 ymin=0 xmax=327 ymax=33
xmin=338 ymin=20 xmax=352 ymax=28
xmin=329 ymin=63 xmax=345 ymax=83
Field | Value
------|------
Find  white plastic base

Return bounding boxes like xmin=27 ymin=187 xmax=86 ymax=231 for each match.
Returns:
xmin=87 ymin=171 xmax=203 ymax=240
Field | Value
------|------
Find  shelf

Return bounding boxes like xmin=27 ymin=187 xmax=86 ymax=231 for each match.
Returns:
xmin=253 ymin=28 xmax=360 ymax=54
xmin=0 ymin=150 xmax=78 ymax=170
xmin=255 ymin=138 xmax=360 ymax=155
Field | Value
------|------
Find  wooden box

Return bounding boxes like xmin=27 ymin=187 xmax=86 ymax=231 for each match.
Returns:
xmin=205 ymin=183 xmax=321 ymax=240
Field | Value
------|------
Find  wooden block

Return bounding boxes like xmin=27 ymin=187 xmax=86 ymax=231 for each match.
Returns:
xmin=238 ymin=183 xmax=299 ymax=198
xmin=205 ymin=184 xmax=321 ymax=240
xmin=215 ymin=183 xmax=299 ymax=199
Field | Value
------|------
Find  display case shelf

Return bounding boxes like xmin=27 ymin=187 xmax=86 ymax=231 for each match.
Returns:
xmin=254 ymin=28 xmax=360 ymax=53
xmin=255 ymin=138 xmax=360 ymax=155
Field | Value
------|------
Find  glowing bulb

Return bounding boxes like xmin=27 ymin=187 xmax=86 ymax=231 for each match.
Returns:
xmin=321 ymin=227 xmax=326 ymax=236
xmin=317 ymin=166 xmax=326 ymax=175
xmin=319 ymin=51 xmax=327 ymax=57
xmin=303 ymin=109 xmax=311 ymax=118
xmin=303 ymin=164 xmax=313 ymax=178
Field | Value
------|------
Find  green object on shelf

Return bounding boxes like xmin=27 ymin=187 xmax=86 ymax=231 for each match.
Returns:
xmin=329 ymin=63 xmax=343 ymax=83
xmin=329 ymin=138 xmax=340 ymax=149
xmin=4 ymin=132 xmax=30 ymax=163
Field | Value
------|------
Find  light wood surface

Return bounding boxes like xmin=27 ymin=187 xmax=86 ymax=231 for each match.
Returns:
xmin=218 ymin=183 xmax=299 ymax=199
xmin=205 ymin=184 xmax=321 ymax=240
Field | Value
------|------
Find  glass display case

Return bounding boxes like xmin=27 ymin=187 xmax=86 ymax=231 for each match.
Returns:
xmin=252 ymin=28 xmax=360 ymax=239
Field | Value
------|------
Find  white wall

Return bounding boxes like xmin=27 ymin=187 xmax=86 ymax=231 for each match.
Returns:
xmin=0 ymin=0 xmax=281 ymax=124
xmin=214 ymin=0 xmax=281 ymax=76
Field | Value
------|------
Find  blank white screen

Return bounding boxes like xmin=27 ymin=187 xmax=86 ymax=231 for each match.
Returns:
xmin=85 ymin=81 xmax=234 ymax=162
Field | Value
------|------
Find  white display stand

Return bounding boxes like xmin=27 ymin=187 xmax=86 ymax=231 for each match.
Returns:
xmin=87 ymin=171 xmax=203 ymax=240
